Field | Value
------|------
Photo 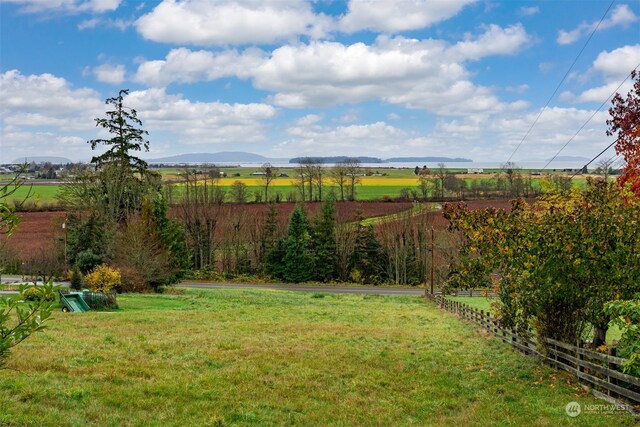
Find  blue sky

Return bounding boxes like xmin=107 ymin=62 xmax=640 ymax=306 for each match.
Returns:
xmin=1 ymin=0 xmax=639 ymax=163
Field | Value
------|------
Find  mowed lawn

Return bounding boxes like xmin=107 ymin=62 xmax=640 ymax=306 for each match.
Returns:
xmin=1 ymin=289 xmax=635 ymax=426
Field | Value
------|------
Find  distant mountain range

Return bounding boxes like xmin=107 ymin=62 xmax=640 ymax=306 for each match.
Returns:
xmin=148 ymin=152 xmax=286 ymax=163
xmin=148 ymin=152 xmax=474 ymax=164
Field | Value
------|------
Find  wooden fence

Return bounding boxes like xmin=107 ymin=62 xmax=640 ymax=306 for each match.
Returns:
xmin=427 ymin=293 xmax=640 ymax=405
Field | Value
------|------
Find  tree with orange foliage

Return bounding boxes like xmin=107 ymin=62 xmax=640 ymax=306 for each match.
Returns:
xmin=607 ymin=70 xmax=640 ymax=196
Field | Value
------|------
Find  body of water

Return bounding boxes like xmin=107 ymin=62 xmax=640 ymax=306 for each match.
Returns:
xmin=200 ymin=161 xmax=592 ymax=170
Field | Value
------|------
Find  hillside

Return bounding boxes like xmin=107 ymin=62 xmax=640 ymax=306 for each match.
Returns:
xmin=148 ymin=152 xmax=281 ymax=163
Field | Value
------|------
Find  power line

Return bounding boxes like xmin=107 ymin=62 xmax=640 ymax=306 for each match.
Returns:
xmin=570 ymin=122 xmax=639 ymax=179
xmin=542 ymin=64 xmax=640 ymax=171
xmin=505 ymin=0 xmax=616 ymax=164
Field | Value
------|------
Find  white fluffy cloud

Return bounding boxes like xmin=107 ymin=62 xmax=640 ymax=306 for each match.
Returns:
xmin=591 ymin=44 xmax=640 ymax=81
xmin=277 ymin=120 xmax=407 ymax=156
xmin=124 ymin=88 xmax=277 ymax=145
xmin=135 ymin=0 xmax=329 ymax=46
xmin=134 ymin=0 xmax=478 ymax=46
xmin=92 ymin=63 xmax=126 ymax=84
xmin=275 ymin=103 xmax=613 ymax=161
xmin=339 ymin=0 xmax=476 ymax=33
xmin=0 ymin=70 xmax=105 ymax=161
xmin=425 ymin=107 xmax=612 ymax=161
xmin=0 ymin=69 xmax=102 ymax=124
xmin=564 ymin=45 xmax=640 ymax=103
xmin=448 ymin=24 xmax=530 ymax=61
xmin=134 ymin=47 xmax=266 ymax=86
xmin=134 ymin=24 xmax=531 ymax=115
xmin=5 ymin=0 xmax=121 ymax=14
xmin=557 ymin=4 xmax=637 ymax=45
xmin=0 ymin=70 xmax=278 ymax=161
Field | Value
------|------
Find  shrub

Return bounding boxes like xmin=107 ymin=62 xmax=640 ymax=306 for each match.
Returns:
xmin=117 ymin=266 xmax=151 ymax=293
xmin=69 ymin=266 xmax=83 ymax=290
xmin=76 ymin=249 xmax=102 ymax=274
xmin=22 ymin=286 xmax=56 ymax=302
xmin=349 ymin=269 xmax=363 ymax=284
xmin=605 ymin=298 xmax=640 ymax=376
xmin=157 ymin=285 xmax=185 ymax=295
xmin=84 ymin=265 xmax=121 ymax=293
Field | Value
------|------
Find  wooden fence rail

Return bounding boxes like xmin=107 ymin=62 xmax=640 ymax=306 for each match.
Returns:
xmin=427 ymin=293 xmax=640 ymax=404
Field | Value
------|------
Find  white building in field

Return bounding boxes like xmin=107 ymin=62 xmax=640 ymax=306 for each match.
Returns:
xmin=467 ymin=168 xmax=484 ymax=174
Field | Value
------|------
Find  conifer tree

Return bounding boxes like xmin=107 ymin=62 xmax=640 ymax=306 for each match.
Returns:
xmin=352 ymin=223 xmax=385 ymax=284
xmin=311 ymin=196 xmax=337 ymax=281
xmin=268 ymin=207 xmax=315 ymax=282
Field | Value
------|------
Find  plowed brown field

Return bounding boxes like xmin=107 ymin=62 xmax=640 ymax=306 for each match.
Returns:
xmin=2 ymin=199 xmax=522 ymax=259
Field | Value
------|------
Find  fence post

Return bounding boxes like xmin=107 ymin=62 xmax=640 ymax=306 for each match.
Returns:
xmin=607 ymin=347 xmax=617 ymax=398
xmin=577 ymin=340 xmax=584 ymax=376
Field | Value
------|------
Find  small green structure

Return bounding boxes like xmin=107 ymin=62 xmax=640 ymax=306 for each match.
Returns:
xmin=59 ymin=291 xmax=90 ymax=313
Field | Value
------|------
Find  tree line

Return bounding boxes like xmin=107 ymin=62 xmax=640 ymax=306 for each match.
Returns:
xmin=443 ymin=70 xmax=640 ymax=373
xmin=29 ymin=89 xmax=450 ymax=291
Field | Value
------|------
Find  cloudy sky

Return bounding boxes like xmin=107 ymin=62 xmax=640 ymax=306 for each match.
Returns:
xmin=1 ymin=0 xmax=639 ymax=164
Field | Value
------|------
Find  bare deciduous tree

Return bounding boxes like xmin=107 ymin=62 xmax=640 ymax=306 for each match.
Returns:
xmin=330 ymin=162 xmax=348 ymax=201
xmin=595 ymin=157 xmax=616 ymax=182
xmin=176 ymin=168 xmax=224 ymax=269
xmin=432 ymin=163 xmax=447 ymax=199
xmin=260 ymin=163 xmax=279 ymax=202
xmin=344 ymin=158 xmax=362 ymax=201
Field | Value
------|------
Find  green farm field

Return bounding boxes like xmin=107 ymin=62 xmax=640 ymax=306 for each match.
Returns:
xmin=6 ymin=184 xmax=60 ymax=206
xmin=1 ymin=288 xmax=633 ymax=426
xmin=7 ymin=167 xmax=592 ymax=206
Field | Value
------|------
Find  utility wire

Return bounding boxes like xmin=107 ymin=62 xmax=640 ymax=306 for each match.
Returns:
xmin=542 ymin=64 xmax=640 ymax=171
xmin=570 ymin=122 xmax=639 ymax=179
xmin=505 ymin=0 xmax=616 ymax=164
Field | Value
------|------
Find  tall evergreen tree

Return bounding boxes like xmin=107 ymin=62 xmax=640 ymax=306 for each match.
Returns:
xmin=89 ymin=89 xmax=150 ymax=173
xmin=259 ymin=204 xmax=279 ymax=269
xmin=311 ymin=196 xmax=337 ymax=281
xmin=352 ymin=223 xmax=385 ymax=284
xmin=268 ymin=207 xmax=315 ymax=282
xmin=85 ymin=89 xmax=160 ymax=224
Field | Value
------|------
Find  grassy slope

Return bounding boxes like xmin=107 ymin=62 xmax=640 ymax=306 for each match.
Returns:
xmin=1 ymin=289 xmax=633 ymax=426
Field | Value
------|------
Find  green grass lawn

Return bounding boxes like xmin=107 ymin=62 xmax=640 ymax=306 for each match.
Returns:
xmin=1 ymin=288 xmax=634 ymax=426
xmin=448 ymin=296 xmax=496 ymax=313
